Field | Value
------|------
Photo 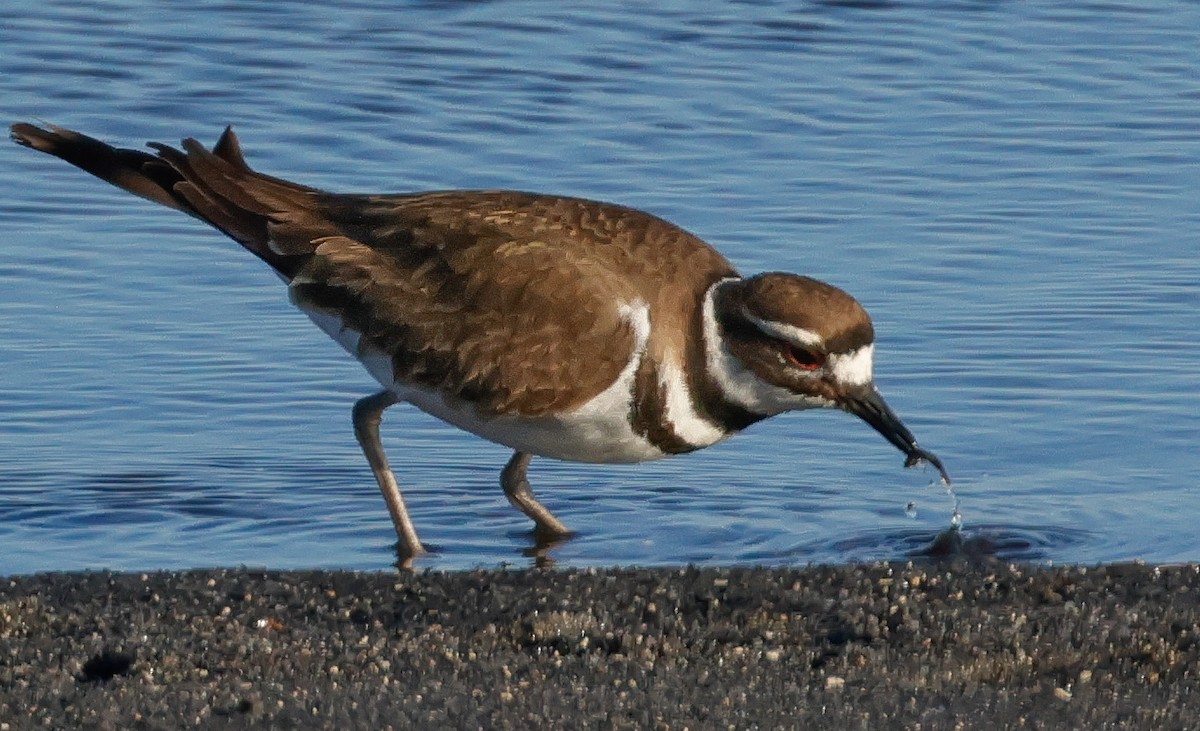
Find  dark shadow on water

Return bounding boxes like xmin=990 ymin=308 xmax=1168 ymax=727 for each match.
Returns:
xmin=824 ymin=523 xmax=1095 ymax=563
xmin=907 ymin=523 xmax=1095 ymax=562
xmin=390 ymin=540 xmax=443 ymax=572
xmin=519 ymin=529 xmax=575 ymax=569
xmin=908 ymin=526 xmax=997 ymax=560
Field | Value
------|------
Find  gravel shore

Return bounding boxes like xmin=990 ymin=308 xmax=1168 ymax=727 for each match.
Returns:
xmin=1 ymin=562 xmax=1197 ymax=730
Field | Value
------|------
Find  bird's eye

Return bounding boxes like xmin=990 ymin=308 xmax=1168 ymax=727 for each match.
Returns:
xmin=785 ymin=345 xmax=825 ymax=370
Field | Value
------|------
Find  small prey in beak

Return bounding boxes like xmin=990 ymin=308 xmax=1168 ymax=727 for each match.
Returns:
xmin=840 ymin=385 xmax=951 ymax=484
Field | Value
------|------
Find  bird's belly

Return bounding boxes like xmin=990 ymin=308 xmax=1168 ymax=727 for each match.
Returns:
xmin=296 ymin=300 xmax=672 ymax=464
xmin=394 ymin=384 xmax=670 ymax=464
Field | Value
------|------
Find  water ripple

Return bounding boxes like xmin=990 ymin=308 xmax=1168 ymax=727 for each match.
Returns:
xmin=2 ymin=0 xmax=1198 ymax=572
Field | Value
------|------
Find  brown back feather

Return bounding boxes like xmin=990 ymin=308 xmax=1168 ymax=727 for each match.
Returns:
xmin=12 ymin=123 xmax=742 ymax=416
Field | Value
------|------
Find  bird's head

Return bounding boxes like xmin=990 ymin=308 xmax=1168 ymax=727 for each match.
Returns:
xmin=707 ymin=272 xmax=949 ymax=483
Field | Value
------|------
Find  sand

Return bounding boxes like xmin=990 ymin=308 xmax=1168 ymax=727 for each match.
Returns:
xmin=1 ymin=562 xmax=1196 ymax=729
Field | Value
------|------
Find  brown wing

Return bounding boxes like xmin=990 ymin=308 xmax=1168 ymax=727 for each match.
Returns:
xmin=11 ymin=123 xmax=739 ymax=416
xmin=289 ymin=189 xmax=745 ymax=416
xmin=287 ymin=193 xmax=653 ymax=415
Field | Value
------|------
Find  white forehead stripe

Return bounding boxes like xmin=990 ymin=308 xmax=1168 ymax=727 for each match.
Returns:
xmin=741 ymin=312 xmax=824 ymax=348
xmin=829 ymin=344 xmax=875 ymax=387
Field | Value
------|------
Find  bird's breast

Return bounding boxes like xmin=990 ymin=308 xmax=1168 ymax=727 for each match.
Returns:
xmin=294 ymin=295 xmax=734 ymax=464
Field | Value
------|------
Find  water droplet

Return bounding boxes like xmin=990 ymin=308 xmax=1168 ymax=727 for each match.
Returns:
xmin=930 ymin=476 xmax=963 ymax=530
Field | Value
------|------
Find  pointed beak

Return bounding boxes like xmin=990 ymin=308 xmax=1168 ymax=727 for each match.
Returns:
xmin=840 ymin=385 xmax=951 ymax=484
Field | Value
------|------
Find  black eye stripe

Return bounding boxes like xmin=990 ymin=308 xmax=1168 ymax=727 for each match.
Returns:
xmin=784 ymin=344 xmax=825 ymax=370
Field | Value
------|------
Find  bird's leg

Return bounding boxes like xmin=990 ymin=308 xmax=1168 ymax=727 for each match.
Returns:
xmin=352 ymin=390 xmax=425 ymax=560
xmin=501 ymin=451 xmax=572 ymax=538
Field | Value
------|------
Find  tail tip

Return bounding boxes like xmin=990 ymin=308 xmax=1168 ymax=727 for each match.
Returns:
xmin=10 ymin=122 xmax=68 ymax=153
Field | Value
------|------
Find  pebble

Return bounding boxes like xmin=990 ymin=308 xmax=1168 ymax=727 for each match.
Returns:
xmin=0 ymin=562 xmax=1196 ymax=729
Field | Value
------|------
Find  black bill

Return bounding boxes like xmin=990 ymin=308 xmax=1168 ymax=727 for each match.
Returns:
xmin=840 ymin=385 xmax=951 ymax=484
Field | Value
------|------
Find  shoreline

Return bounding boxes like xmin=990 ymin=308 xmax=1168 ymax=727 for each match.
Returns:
xmin=1 ymin=562 xmax=1196 ymax=729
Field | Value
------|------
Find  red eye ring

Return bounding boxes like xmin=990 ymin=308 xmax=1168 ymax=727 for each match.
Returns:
xmin=785 ymin=345 xmax=825 ymax=371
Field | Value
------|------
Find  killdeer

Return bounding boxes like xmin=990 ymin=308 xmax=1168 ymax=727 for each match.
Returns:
xmin=11 ymin=122 xmax=949 ymax=560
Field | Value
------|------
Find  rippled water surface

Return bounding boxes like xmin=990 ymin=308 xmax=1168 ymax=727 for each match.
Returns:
xmin=2 ymin=1 xmax=1198 ymax=573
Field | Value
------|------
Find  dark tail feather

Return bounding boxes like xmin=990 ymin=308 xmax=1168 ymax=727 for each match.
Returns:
xmin=211 ymin=125 xmax=251 ymax=172
xmin=10 ymin=122 xmax=316 ymax=277
xmin=11 ymin=122 xmax=189 ymax=212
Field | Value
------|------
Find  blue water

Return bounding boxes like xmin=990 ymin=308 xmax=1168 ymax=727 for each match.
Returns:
xmin=2 ymin=0 xmax=1197 ymax=573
